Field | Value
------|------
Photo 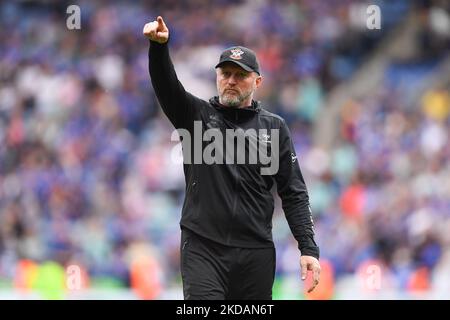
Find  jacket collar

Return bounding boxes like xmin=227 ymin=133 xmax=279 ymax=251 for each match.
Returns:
xmin=209 ymin=96 xmax=261 ymax=115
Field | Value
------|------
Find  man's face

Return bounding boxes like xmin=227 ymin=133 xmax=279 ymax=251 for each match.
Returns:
xmin=216 ymin=62 xmax=262 ymax=108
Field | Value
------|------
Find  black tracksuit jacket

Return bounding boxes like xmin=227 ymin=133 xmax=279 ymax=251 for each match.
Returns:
xmin=148 ymin=40 xmax=319 ymax=259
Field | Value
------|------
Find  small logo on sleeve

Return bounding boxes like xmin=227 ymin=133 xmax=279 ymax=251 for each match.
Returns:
xmin=291 ymin=152 xmax=297 ymax=163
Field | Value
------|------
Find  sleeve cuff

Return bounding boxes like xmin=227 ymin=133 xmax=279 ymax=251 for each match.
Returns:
xmin=299 ymin=245 xmax=320 ymax=259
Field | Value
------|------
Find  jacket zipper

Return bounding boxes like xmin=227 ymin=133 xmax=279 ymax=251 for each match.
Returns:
xmin=228 ymin=109 xmax=239 ymax=245
xmin=227 ymin=164 xmax=239 ymax=245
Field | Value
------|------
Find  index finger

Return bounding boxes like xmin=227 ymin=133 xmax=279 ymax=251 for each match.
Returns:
xmin=300 ymin=260 xmax=307 ymax=280
xmin=157 ymin=16 xmax=166 ymax=28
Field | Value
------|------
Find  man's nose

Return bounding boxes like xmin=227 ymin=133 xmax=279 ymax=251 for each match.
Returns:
xmin=227 ymin=74 xmax=237 ymax=85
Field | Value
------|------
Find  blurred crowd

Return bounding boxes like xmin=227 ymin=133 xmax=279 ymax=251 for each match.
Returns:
xmin=0 ymin=0 xmax=449 ymax=298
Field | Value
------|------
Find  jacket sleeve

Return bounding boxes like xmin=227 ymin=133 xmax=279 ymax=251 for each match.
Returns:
xmin=148 ymin=40 xmax=201 ymax=129
xmin=274 ymin=120 xmax=320 ymax=259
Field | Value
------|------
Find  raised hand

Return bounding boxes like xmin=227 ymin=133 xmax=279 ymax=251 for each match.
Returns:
xmin=143 ymin=16 xmax=169 ymax=44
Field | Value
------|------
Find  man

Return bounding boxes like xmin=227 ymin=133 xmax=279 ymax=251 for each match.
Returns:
xmin=143 ymin=16 xmax=320 ymax=300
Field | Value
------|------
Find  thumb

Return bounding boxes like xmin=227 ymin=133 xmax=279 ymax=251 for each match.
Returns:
xmin=300 ymin=260 xmax=308 ymax=280
xmin=157 ymin=16 xmax=167 ymax=30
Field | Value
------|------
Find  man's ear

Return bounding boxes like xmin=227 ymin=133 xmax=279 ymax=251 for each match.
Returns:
xmin=255 ymin=75 xmax=263 ymax=88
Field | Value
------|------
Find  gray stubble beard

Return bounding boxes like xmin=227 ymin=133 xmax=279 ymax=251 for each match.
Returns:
xmin=219 ymin=89 xmax=253 ymax=108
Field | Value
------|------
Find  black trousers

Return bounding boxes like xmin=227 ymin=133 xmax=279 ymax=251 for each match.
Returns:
xmin=180 ymin=228 xmax=276 ymax=300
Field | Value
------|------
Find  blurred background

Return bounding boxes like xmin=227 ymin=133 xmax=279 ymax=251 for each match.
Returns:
xmin=0 ymin=0 xmax=449 ymax=299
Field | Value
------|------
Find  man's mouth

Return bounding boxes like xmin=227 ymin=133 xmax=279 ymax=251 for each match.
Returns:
xmin=225 ymin=89 xmax=238 ymax=94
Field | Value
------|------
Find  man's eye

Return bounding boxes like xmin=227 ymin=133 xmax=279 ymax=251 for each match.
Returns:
xmin=223 ymin=72 xmax=231 ymax=77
